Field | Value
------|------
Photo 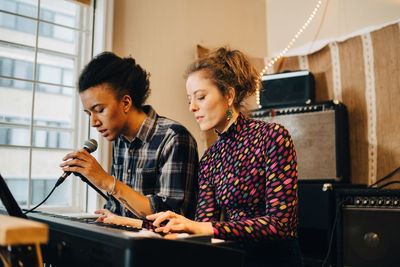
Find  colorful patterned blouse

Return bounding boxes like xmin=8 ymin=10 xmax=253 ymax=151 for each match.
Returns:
xmin=195 ymin=113 xmax=298 ymax=242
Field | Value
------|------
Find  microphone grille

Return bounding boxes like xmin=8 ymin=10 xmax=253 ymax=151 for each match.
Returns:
xmin=83 ymin=139 xmax=98 ymax=153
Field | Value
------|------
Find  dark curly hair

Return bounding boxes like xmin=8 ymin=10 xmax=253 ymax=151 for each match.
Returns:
xmin=185 ymin=47 xmax=261 ymax=109
xmin=78 ymin=52 xmax=151 ymax=110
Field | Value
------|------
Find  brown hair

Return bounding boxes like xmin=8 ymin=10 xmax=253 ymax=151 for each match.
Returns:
xmin=185 ymin=47 xmax=261 ymax=109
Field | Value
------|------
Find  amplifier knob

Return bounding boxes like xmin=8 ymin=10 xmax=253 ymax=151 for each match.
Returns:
xmin=378 ymin=199 xmax=384 ymax=205
xmin=385 ymin=200 xmax=392 ymax=206
xmin=355 ymin=199 xmax=361 ymax=205
xmin=393 ymin=200 xmax=399 ymax=206
xmin=370 ymin=200 xmax=376 ymax=205
xmin=362 ymin=199 xmax=369 ymax=205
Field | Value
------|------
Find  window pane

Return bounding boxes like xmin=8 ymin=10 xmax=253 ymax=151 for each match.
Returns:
xmin=54 ymin=13 xmax=75 ymax=28
xmin=0 ymin=58 xmax=13 ymax=78
xmin=38 ymin=64 xmax=61 ymax=84
xmin=0 ymin=43 xmax=36 ymax=79
xmin=0 ymin=124 xmax=30 ymax=146
xmin=36 ymin=52 xmax=74 ymax=86
xmin=31 ymin=149 xmax=71 ymax=206
xmin=40 ymin=0 xmax=77 ymax=28
xmin=31 ymin=177 xmax=70 ymax=206
xmin=0 ymin=11 xmax=16 ymax=29
xmin=62 ymin=70 xmax=74 ymax=88
xmin=14 ymin=59 xmax=34 ymax=80
xmin=34 ymin=86 xmax=75 ymax=128
xmin=33 ymin=128 xmax=73 ymax=149
xmin=0 ymin=0 xmax=38 ymax=17
xmin=0 ymin=147 xmax=30 ymax=206
xmin=38 ymin=22 xmax=78 ymax=54
xmin=0 ymin=80 xmax=33 ymax=125
xmin=0 ymin=0 xmax=17 ymax=13
xmin=0 ymin=15 xmax=36 ymax=46
xmin=17 ymin=2 xmax=36 ymax=18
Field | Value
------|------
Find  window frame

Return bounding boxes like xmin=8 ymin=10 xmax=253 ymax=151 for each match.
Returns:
xmin=0 ymin=0 xmax=114 ymax=214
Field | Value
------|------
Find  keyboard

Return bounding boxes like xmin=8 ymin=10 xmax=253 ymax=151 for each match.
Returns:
xmin=26 ymin=211 xmax=244 ymax=267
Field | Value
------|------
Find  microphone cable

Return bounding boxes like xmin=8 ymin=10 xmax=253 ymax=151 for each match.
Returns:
xmin=23 ymin=172 xmax=110 ymax=215
xmin=24 ymin=139 xmax=102 ymax=215
xmin=24 ymin=182 xmax=58 ymax=215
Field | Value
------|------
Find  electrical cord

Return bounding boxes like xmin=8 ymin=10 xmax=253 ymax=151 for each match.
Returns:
xmin=23 ymin=183 xmax=57 ymax=215
xmin=377 ymin=180 xmax=400 ymax=189
xmin=368 ymin=166 xmax=400 ymax=188
xmin=23 ymin=173 xmax=109 ymax=215
xmin=321 ymin=199 xmax=344 ymax=267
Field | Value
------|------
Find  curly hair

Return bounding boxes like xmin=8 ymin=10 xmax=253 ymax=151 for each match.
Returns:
xmin=78 ymin=52 xmax=151 ymax=110
xmin=185 ymin=47 xmax=261 ymax=109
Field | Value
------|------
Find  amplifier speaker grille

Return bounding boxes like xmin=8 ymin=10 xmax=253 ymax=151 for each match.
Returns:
xmin=336 ymin=188 xmax=400 ymax=267
xmin=342 ymin=207 xmax=400 ymax=267
xmin=251 ymin=101 xmax=349 ymax=181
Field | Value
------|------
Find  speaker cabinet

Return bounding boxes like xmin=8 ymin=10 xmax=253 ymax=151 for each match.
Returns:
xmin=337 ymin=189 xmax=400 ymax=267
xmin=251 ymin=101 xmax=350 ymax=181
xmin=259 ymin=70 xmax=315 ymax=109
xmin=298 ymin=182 xmax=336 ymax=266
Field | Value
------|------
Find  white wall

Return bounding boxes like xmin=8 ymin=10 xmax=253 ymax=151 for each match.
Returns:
xmin=112 ymin=0 xmax=267 ymax=154
xmin=267 ymin=0 xmax=400 ymax=57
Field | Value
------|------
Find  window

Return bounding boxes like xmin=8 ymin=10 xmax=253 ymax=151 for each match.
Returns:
xmin=0 ymin=0 xmax=94 ymax=212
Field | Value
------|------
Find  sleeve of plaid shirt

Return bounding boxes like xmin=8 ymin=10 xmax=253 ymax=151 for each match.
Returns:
xmin=147 ymin=128 xmax=199 ymax=220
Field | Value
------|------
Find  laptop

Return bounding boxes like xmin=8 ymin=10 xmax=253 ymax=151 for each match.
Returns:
xmin=0 ymin=173 xmax=27 ymax=219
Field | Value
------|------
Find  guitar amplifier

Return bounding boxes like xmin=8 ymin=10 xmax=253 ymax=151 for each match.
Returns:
xmin=336 ymin=188 xmax=400 ymax=267
xmin=259 ymin=70 xmax=315 ymax=109
xmin=251 ymin=101 xmax=350 ymax=182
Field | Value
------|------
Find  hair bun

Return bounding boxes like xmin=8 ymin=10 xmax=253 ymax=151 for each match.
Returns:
xmin=123 ymin=57 xmax=136 ymax=67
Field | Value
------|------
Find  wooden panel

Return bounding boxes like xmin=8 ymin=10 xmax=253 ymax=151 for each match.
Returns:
xmin=338 ymin=36 xmax=369 ymax=184
xmin=0 ymin=215 xmax=48 ymax=245
xmin=308 ymin=45 xmax=333 ymax=101
xmin=371 ymin=24 xmax=400 ymax=188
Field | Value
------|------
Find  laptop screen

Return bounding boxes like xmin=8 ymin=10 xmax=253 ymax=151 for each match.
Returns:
xmin=0 ymin=174 xmax=27 ymax=219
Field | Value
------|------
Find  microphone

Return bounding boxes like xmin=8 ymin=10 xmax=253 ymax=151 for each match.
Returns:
xmin=55 ymin=139 xmax=98 ymax=187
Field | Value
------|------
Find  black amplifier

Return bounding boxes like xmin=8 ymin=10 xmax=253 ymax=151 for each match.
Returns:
xmin=259 ymin=70 xmax=315 ymax=109
xmin=336 ymin=188 xmax=400 ymax=267
xmin=251 ymin=101 xmax=350 ymax=182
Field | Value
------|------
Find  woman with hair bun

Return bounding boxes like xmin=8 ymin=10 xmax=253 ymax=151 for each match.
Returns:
xmin=147 ymin=47 xmax=302 ymax=266
xmin=60 ymin=52 xmax=199 ymax=223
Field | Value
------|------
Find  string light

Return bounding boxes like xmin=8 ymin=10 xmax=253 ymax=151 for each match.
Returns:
xmin=256 ymin=0 xmax=324 ymax=108
xmin=259 ymin=0 xmax=323 ymax=77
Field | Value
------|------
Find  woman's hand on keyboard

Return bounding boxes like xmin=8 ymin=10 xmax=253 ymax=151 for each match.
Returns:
xmin=146 ymin=211 xmax=213 ymax=236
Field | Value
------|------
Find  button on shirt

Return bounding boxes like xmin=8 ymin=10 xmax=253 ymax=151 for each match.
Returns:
xmin=105 ymin=105 xmax=199 ymax=219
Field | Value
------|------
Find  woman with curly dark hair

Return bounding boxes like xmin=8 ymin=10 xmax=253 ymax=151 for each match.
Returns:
xmin=61 ymin=52 xmax=199 ymax=222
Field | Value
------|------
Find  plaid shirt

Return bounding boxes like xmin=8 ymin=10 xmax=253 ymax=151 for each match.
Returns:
xmin=105 ymin=106 xmax=199 ymax=219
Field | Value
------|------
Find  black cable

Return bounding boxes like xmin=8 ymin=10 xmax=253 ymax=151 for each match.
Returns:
xmin=75 ymin=172 xmax=109 ymax=201
xmin=24 ymin=173 xmax=108 ymax=215
xmin=23 ymin=183 xmax=58 ymax=215
xmin=321 ymin=199 xmax=344 ymax=267
xmin=377 ymin=180 xmax=400 ymax=189
xmin=368 ymin=166 xmax=400 ymax=188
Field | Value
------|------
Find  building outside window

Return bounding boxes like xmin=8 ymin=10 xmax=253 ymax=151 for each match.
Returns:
xmin=0 ymin=0 xmax=94 ymax=212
